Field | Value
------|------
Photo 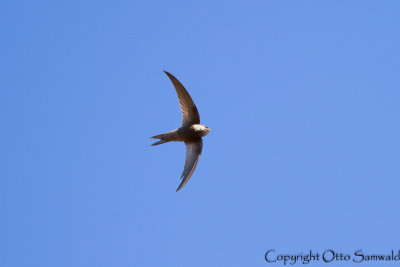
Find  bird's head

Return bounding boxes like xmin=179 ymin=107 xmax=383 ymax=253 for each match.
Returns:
xmin=192 ymin=124 xmax=211 ymax=137
xmin=201 ymin=125 xmax=211 ymax=136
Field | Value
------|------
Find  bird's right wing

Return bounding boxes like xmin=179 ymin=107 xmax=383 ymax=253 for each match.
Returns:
xmin=164 ymin=71 xmax=200 ymax=127
xmin=176 ymin=139 xmax=203 ymax=191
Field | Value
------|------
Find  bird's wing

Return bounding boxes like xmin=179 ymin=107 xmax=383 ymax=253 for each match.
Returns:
xmin=176 ymin=139 xmax=203 ymax=191
xmin=164 ymin=71 xmax=200 ymax=127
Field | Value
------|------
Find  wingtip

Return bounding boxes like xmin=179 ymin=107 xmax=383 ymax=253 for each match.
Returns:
xmin=176 ymin=177 xmax=188 ymax=192
xmin=163 ymin=70 xmax=174 ymax=78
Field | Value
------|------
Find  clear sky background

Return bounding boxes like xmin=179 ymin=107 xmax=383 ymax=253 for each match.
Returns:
xmin=1 ymin=1 xmax=400 ymax=266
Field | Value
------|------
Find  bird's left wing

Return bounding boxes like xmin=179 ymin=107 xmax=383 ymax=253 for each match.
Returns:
xmin=176 ymin=139 xmax=203 ymax=191
xmin=164 ymin=71 xmax=200 ymax=127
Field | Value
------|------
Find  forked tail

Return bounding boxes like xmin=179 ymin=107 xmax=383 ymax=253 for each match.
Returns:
xmin=150 ymin=138 xmax=169 ymax=146
xmin=150 ymin=131 xmax=176 ymax=146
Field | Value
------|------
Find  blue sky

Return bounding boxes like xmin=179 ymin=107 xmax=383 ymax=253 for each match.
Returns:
xmin=1 ymin=1 xmax=400 ymax=266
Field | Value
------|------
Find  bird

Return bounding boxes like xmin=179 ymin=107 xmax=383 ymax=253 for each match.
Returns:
xmin=150 ymin=71 xmax=211 ymax=191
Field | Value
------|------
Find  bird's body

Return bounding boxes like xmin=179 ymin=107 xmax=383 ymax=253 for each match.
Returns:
xmin=151 ymin=71 xmax=210 ymax=191
xmin=151 ymin=124 xmax=209 ymax=144
xmin=178 ymin=124 xmax=210 ymax=141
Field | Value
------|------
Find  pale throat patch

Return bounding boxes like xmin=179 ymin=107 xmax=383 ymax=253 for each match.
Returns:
xmin=192 ymin=124 xmax=206 ymax=131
